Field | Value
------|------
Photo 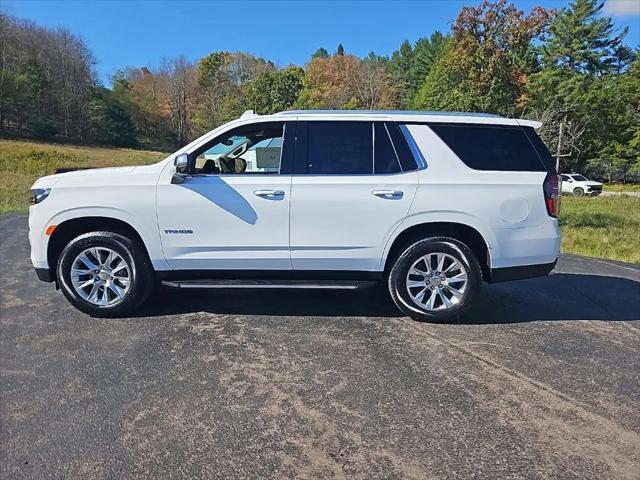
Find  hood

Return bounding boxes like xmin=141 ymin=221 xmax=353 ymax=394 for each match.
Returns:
xmin=31 ymin=165 xmax=137 ymax=189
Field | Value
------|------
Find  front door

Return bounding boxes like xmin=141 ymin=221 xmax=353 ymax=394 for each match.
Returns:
xmin=289 ymin=121 xmax=419 ymax=271
xmin=156 ymin=121 xmax=293 ymax=270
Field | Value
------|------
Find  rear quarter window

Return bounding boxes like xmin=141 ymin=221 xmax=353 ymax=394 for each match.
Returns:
xmin=429 ymin=124 xmax=547 ymax=172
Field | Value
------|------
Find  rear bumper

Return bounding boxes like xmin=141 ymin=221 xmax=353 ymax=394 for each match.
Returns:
xmin=491 ymin=219 xmax=561 ymax=269
xmin=488 ymin=259 xmax=557 ymax=283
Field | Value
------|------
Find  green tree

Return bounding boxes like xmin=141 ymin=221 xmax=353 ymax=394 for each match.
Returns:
xmin=593 ymin=58 xmax=640 ymax=181
xmin=389 ymin=33 xmax=449 ymax=107
xmin=246 ymin=66 xmax=304 ymax=114
xmin=409 ymin=32 xmax=448 ymax=99
xmin=311 ymin=48 xmax=329 ymax=59
xmin=87 ymin=88 xmax=137 ymax=146
xmin=336 ymin=43 xmax=345 ymax=56
xmin=389 ymin=40 xmax=415 ymax=107
xmin=527 ymin=0 xmax=636 ymax=176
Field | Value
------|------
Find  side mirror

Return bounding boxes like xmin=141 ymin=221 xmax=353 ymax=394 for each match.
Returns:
xmin=175 ymin=153 xmax=189 ymax=173
xmin=172 ymin=153 xmax=190 ymax=184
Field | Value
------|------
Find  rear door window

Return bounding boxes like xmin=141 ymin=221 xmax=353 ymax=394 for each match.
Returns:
xmin=300 ymin=121 xmax=373 ymax=175
xmin=429 ymin=125 xmax=546 ymax=172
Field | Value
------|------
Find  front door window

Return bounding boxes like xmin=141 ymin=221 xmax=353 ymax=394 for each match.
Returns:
xmin=194 ymin=122 xmax=284 ymax=175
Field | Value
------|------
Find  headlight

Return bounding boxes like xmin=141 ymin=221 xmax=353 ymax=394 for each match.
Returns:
xmin=30 ymin=188 xmax=51 ymax=205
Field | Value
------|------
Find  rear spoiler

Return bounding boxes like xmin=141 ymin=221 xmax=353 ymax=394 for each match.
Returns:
xmin=516 ymin=119 xmax=542 ymax=129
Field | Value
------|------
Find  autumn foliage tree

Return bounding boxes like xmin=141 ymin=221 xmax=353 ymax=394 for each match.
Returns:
xmin=413 ymin=0 xmax=551 ymax=114
xmin=194 ymin=51 xmax=274 ymax=133
xmin=298 ymin=52 xmax=395 ymax=109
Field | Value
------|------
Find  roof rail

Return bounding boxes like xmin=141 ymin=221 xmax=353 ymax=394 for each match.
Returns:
xmin=275 ymin=109 xmax=504 ymax=118
xmin=240 ymin=110 xmax=257 ymax=118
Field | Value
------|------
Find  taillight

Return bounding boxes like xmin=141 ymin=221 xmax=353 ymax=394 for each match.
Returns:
xmin=543 ymin=173 xmax=561 ymax=218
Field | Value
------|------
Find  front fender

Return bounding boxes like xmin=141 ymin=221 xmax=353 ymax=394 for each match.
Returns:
xmin=38 ymin=206 xmax=168 ymax=271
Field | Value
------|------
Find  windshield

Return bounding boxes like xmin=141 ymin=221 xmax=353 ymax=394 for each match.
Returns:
xmin=572 ymin=175 xmax=588 ymax=181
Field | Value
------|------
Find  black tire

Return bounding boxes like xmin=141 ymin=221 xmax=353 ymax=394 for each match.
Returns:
xmin=388 ymin=237 xmax=482 ymax=323
xmin=573 ymin=187 xmax=585 ymax=196
xmin=56 ymin=231 xmax=155 ymax=318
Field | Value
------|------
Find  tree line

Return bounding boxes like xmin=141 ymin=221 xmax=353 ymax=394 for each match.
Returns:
xmin=0 ymin=0 xmax=638 ymax=180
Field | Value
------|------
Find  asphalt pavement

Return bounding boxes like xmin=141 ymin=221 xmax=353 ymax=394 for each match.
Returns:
xmin=1 ymin=214 xmax=639 ymax=479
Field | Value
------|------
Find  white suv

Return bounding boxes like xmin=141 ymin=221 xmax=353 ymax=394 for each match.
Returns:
xmin=561 ymin=173 xmax=603 ymax=196
xmin=29 ymin=110 xmax=561 ymax=322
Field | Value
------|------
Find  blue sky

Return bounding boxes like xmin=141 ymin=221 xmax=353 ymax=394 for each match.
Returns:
xmin=4 ymin=0 xmax=639 ymax=85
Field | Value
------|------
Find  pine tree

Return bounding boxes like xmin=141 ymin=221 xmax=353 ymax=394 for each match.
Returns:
xmin=542 ymin=0 xmax=629 ymax=75
xmin=311 ymin=48 xmax=329 ymax=59
xmin=389 ymin=40 xmax=414 ymax=107
xmin=409 ymin=32 xmax=449 ymax=104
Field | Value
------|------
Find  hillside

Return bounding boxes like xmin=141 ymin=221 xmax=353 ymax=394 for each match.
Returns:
xmin=0 ymin=140 xmax=167 ymax=213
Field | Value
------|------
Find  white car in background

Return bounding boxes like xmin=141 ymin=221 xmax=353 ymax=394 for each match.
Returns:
xmin=561 ymin=174 xmax=603 ymax=196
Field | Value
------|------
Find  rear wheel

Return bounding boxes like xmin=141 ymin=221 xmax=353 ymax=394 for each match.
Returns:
xmin=57 ymin=231 xmax=154 ymax=317
xmin=388 ymin=237 xmax=482 ymax=322
xmin=573 ymin=187 xmax=585 ymax=196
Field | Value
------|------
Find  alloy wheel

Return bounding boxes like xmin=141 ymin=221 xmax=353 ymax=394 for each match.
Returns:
xmin=70 ymin=247 xmax=131 ymax=306
xmin=405 ymin=252 xmax=468 ymax=311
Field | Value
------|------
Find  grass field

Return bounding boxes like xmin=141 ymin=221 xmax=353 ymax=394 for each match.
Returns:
xmin=1 ymin=139 xmax=638 ymax=263
xmin=559 ymin=195 xmax=640 ymax=263
xmin=0 ymin=140 xmax=167 ymax=213
xmin=603 ymin=183 xmax=640 ymax=192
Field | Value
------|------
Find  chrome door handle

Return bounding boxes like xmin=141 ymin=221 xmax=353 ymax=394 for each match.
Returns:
xmin=372 ymin=190 xmax=403 ymax=199
xmin=254 ymin=189 xmax=285 ymax=198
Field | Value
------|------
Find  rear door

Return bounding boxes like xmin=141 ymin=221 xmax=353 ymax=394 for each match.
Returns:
xmin=289 ymin=121 xmax=419 ymax=271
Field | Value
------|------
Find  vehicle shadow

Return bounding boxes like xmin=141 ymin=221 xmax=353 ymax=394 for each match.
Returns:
xmin=135 ymin=273 xmax=640 ymax=324
xmin=180 ymin=176 xmax=258 ymax=224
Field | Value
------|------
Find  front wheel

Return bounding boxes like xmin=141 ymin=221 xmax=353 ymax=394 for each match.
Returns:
xmin=388 ymin=237 xmax=482 ymax=322
xmin=573 ymin=187 xmax=585 ymax=196
xmin=57 ymin=231 xmax=155 ymax=317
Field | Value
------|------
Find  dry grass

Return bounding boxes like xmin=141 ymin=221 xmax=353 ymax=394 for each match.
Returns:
xmin=0 ymin=139 xmax=167 ymax=212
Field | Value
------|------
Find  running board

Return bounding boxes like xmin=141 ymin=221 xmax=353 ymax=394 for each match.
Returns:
xmin=162 ymin=279 xmax=375 ymax=290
